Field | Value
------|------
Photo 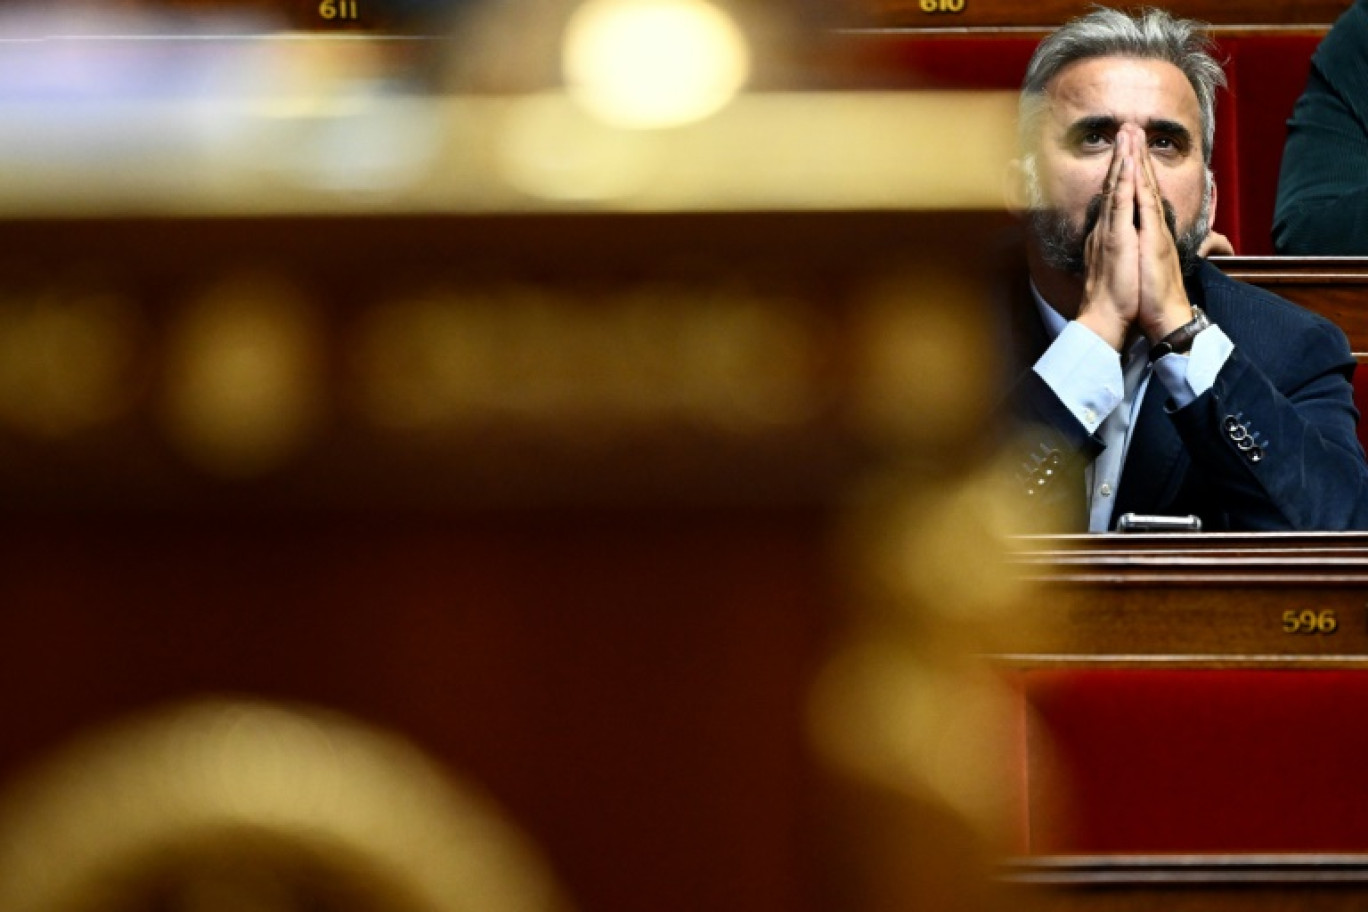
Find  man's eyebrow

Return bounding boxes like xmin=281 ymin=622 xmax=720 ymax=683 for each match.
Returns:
xmin=1066 ymin=115 xmax=1120 ymax=139
xmin=1144 ymin=118 xmax=1194 ymax=145
xmin=1063 ymin=116 xmax=1195 ymax=147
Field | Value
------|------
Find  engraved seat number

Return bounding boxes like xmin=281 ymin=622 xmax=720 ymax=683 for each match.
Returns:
xmin=1283 ymin=609 xmax=1338 ymax=634
xmin=320 ymin=1 xmax=359 ymax=20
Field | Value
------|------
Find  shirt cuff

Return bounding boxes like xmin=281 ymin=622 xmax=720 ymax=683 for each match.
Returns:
xmin=1152 ymin=324 xmax=1234 ymax=408
xmin=1033 ymin=320 xmax=1125 ymax=434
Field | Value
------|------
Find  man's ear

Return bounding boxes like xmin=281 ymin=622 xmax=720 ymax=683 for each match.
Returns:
xmin=1197 ymin=171 xmax=1234 ymax=257
xmin=1004 ymin=158 xmax=1030 ymax=217
xmin=1208 ymin=171 xmax=1219 ymax=229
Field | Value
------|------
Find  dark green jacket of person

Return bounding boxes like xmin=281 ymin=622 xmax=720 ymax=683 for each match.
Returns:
xmin=1275 ymin=0 xmax=1368 ymax=254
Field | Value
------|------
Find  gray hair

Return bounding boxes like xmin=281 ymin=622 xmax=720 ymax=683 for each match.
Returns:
xmin=1018 ymin=6 xmax=1227 ymax=165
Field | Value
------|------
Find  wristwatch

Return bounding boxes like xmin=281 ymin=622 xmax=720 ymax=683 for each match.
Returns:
xmin=1148 ymin=306 xmax=1210 ymax=363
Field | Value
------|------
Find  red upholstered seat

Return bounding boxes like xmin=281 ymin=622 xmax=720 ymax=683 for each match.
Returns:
xmin=1217 ymin=34 xmax=1323 ymax=255
xmin=861 ymin=35 xmax=1037 ymax=90
xmin=1015 ymin=668 xmax=1368 ymax=854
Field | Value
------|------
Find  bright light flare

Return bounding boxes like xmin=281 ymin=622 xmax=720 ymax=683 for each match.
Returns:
xmin=562 ymin=0 xmax=749 ymax=129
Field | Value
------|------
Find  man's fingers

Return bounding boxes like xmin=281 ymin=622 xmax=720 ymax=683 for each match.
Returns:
xmin=1096 ymin=130 xmax=1127 ymax=232
xmin=1133 ymin=133 xmax=1172 ymax=237
xmin=1111 ymin=130 xmax=1134 ymax=227
xmin=1103 ymin=130 xmax=1126 ymax=192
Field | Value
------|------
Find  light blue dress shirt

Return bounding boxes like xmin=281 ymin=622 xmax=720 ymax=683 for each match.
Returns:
xmin=1030 ymin=285 xmax=1235 ymax=531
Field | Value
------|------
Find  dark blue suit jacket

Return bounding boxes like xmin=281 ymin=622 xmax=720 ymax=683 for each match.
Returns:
xmin=1007 ymin=260 xmax=1368 ymax=531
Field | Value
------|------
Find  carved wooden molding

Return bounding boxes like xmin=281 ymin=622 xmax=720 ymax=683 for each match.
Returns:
xmin=1001 ymin=854 xmax=1368 ymax=911
xmin=1003 ymin=853 xmax=1368 ymax=885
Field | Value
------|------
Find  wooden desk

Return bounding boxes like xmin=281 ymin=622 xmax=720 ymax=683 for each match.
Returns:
xmin=1001 ymin=533 xmax=1368 ymax=911
xmin=1007 ymin=532 xmax=1368 ymax=663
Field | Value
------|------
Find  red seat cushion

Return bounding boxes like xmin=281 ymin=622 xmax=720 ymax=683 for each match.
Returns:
xmin=1219 ymin=35 xmax=1323 ymax=255
xmin=865 ymin=35 xmax=1038 ymax=90
xmin=1017 ymin=668 xmax=1368 ymax=853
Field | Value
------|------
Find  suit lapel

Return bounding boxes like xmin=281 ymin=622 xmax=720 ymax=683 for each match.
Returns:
xmin=1005 ymin=274 xmax=1051 ymax=375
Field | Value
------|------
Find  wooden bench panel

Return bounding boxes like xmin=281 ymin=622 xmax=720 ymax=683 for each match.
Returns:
xmin=1006 ymin=532 xmax=1368 ymax=662
xmin=1004 ymin=855 xmax=1368 ymax=912
xmin=997 ymin=535 xmax=1368 ymax=907
xmin=1017 ymin=667 xmax=1368 ymax=852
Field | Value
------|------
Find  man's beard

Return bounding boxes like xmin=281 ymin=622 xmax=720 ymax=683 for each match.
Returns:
xmin=1026 ymin=174 xmax=1212 ymax=278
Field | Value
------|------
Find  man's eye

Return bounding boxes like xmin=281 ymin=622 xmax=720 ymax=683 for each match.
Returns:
xmin=1081 ymin=132 xmax=1109 ymax=148
xmin=1150 ymin=136 xmax=1177 ymax=151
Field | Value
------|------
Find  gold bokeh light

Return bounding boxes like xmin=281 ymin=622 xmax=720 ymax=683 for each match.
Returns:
xmin=0 ymin=699 xmax=570 ymax=912
xmin=160 ymin=274 xmax=325 ymax=478
xmin=562 ymin=0 xmax=750 ymax=129
xmin=0 ymin=286 xmax=141 ymax=439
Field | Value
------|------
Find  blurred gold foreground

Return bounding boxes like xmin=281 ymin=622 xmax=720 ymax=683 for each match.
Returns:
xmin=0 ymin=2 xmax=1063 ymax=911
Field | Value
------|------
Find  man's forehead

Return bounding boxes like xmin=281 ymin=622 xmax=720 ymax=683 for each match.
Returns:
xmin=1045 ymin=55 xmax=1201 ymax=127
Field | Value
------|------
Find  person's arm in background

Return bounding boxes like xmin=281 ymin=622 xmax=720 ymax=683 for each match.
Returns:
xmin=1274 ymin=1 xmax=1368 ymax=254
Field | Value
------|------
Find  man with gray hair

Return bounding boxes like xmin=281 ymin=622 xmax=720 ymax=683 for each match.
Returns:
xmin=1006 ymin=6 xmax=1368 ymax=531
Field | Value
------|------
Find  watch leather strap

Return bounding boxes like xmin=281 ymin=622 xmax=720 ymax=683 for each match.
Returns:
xmin=1148 ymin=306 xmax=1210 ymax=362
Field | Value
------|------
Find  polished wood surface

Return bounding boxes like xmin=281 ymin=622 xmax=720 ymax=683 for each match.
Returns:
xmin=1004 ymin=533 xmax=1368 ymax=662
xmin=1005 ymin=855 xmax=1368 ymax=912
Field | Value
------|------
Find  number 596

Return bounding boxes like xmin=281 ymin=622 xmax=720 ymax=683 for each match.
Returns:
xmin=1283 ymin=609 xmax=1338 ymax=634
